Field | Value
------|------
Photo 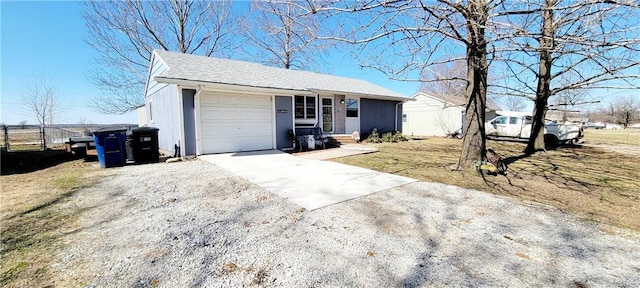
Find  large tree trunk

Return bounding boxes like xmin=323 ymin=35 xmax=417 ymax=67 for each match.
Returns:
xmin=524 ymin=0 xmax=555 ymax=154
xmin=457 ymin=0 xmax=488 ymax=171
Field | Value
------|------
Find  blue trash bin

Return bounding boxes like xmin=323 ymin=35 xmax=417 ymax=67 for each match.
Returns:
xmin=93 ymin=127 xmax=127 ymax=168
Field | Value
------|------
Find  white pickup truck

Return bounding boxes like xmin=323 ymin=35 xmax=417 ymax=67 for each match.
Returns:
xmin=486 ymin=115 xmax=583 ymax=148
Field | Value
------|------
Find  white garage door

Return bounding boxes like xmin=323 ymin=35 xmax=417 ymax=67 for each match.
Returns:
xmin=200 ymin=93 xmax=273 ymax=154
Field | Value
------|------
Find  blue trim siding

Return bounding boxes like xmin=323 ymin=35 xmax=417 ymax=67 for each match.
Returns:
xmin=275 ymin=96 xmax=294 ymax=149
xmin=182 ymin=89 xmax=197 ymax=156
xmin=397 ymin=103 xmax=403 ymax=133
xmin=360 ymin=99 xmax=402 ymax=138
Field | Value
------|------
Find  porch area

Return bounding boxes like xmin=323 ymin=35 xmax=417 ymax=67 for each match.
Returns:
xmin=291 ymin=126 xmax=360 ymax=152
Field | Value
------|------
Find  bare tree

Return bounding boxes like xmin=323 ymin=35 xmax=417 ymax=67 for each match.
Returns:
xmin=19 ymin=72 xmax=65 ymax=149
xmin=434 ymin=110 xmax=462 ymax=137
xmin=418 ymin=61 xmax=467 ymax=98
xmin=419 ymin=58 xmax=505 ymax=111
xmin=242 ymin=0 xmax=330 ymax=70
xmin=500 ymin=96 xmax=527 ymax=111
xmin=609 ymin=95 xmax=640 ymax=128
xmin=308 ymin=0 xmax=501 ymax=171
xmin=494 ymin=0 xmax=640 ymax=153
xmin=548 ymin=80 xmax=593 ymax=121
xmin=18 ymin=120 xmax=27 ymax=129
xmin=78 ymin=118 xmax=93 ymax=136
xmin=83 ymin=0 xmax=238 ymax=114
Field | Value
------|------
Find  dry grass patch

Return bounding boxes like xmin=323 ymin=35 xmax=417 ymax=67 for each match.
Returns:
xmin=1 ymin=159 xmax=100 ymax=287
xmin=333 ymin=138 xmax=640 ymax=231
xmin=583 ymin=128 xmax=640 ymax=146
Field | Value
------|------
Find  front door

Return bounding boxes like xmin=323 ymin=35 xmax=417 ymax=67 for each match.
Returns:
xmin=275 ymin=96 xmax=293 ymax=149
xmin=345 ymin=97 xmax=360 ymax=134
xmin=321 ymin=97 xmax=333 ymax=133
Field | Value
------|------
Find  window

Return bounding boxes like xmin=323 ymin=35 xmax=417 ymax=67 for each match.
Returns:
xmin=306 ymin=96 xmax=316 ymax=119
xmin=524 ymin=116 xmax=532 ymax=124
xmin=494 ymin=116 xmax=506 ymax=125
xmin=295 ymin=95 xmax=316 ymax=119
xmin=346 ymin=98 xmax=358 ymax=117
xmin=295 ymin=96 xmax=304 ymax=118
xmin=509 ymin=117 xmax=518 ymax=125
xmin=321 ymin=98 xmax=333 ymax=132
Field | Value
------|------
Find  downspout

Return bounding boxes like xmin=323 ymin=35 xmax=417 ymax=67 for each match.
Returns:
xmin=395 ymin=102 xmax=402 ymax=132
xmin=194 ymin=85 xmax=204 ymax=156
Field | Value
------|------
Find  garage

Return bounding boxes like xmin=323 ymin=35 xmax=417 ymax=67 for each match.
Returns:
xmin=199 ymin=93 xmax=274 ymax=154
xmin=145 ymin=50 xmax=409 ymax=157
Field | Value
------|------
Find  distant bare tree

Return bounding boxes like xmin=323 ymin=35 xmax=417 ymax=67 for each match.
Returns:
xmin=243 ymin=0 xmax=329 ymax=70
xmin=418 ymin=61 xmax=467 ymax=98
xmin=549 ymin=83 xmax=592 ymax=121
xmin=501 ymin=96 xmax=527 ymax=112
xmin=83 ymin=0 xmax=238 ymax=114
xmin=609 ymin=95 xmax=640 ymax=128
xmin=19 ymin=72 xmax=66 ymax=149
xmin=419 ymin=61 xmax=504 ymax=111
xmin=78 ymin=118 xmax=93 ymax=136
xmin=434 ymin=110 xmax=461 ymax=137
xmin=18 ymin=120 xmax=27 ymax=129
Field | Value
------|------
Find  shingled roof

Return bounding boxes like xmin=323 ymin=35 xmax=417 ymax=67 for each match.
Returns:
xmin=151 ymin=50 xmax=407 ymax=101
xmin=413 ymin=92 xmax=500 ymax=111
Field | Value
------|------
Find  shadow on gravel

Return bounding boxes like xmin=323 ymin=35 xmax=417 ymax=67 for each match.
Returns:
xmin=392 ymin=188 xmax=623 ymax=287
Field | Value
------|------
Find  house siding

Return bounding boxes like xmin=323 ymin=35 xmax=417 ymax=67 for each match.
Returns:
xmin=334 ymin=95 xmax=346 ymax=134
xmin=148 ymin=84 xmax=181 ymax=155
xmin=146 ymin=55 xmax=170 ymax=98
xmin=360 ymin=99 xmax=402 ymax=137
xmin=402 ymin=94 xmax=463 ymax=136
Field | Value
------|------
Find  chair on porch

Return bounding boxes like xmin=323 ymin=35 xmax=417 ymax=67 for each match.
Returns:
xmin=311 ymin=127 xmax=330 ymax=149
xmin=288 ymin=130 xmax=302 ymax=152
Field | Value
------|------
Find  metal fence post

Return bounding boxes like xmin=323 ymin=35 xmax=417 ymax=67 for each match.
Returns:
xmin=3 ymin=125 xmax=8 ymax=151
xmin=41 ymin=125 xmax=46 ymax=150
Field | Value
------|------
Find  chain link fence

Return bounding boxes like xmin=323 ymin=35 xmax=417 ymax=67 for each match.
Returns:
xmin=1 ymin=125 xmax=84 ymax=151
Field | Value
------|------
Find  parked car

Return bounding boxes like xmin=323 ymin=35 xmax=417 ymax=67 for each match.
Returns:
xmin=631 ymin=123 xmax=640 ymax=129
xmin=584 ymin=122 xmax=605 ymax=129
xmin=605 ymin=123 xmax=622 ymax=130
xmin=486 ymin=115 xmax=583 ymax=149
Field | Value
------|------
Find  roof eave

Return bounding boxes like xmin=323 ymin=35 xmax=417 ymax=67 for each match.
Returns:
xmin=413 ymin=92 xmax=464 ymax=106
xmin=154 ymin=76 xmax=313 ymax=95
xmin=309 ymin=89 xmax=410 ymax=102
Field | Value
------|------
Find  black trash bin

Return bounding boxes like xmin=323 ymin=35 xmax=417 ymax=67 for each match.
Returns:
xmin=130 ymin=127 xmax=159 ymax=163
xmin=125 ymin=130 xmax=135 ymax=162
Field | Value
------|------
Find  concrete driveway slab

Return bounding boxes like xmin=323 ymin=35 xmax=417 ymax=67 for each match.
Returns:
xmin=295 ymin=144 xmax=379 ymax=160
xmin=200 ymin=150 xmax=417 ymax=210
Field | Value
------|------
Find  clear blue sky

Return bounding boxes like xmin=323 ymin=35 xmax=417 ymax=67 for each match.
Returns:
xmin=4 ymin=2 xmax=632 ymax=126
xmin=0 ymin=1 xmax=420 ymax=126
xmin=1 ymin=1 xmax=141 ymax=125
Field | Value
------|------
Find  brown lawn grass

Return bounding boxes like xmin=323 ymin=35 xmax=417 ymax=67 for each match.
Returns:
xmin=0 ymin=159 xmax=100 ymax=287
xmin=333 ymin=136 xmax=640 ymax=231
xmin=582 ymin=128 xmax=640 ymax=146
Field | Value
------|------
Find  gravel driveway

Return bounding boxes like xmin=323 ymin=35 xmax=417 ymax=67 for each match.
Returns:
xmin=54 ymin=159 xmax=640 ymax=287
